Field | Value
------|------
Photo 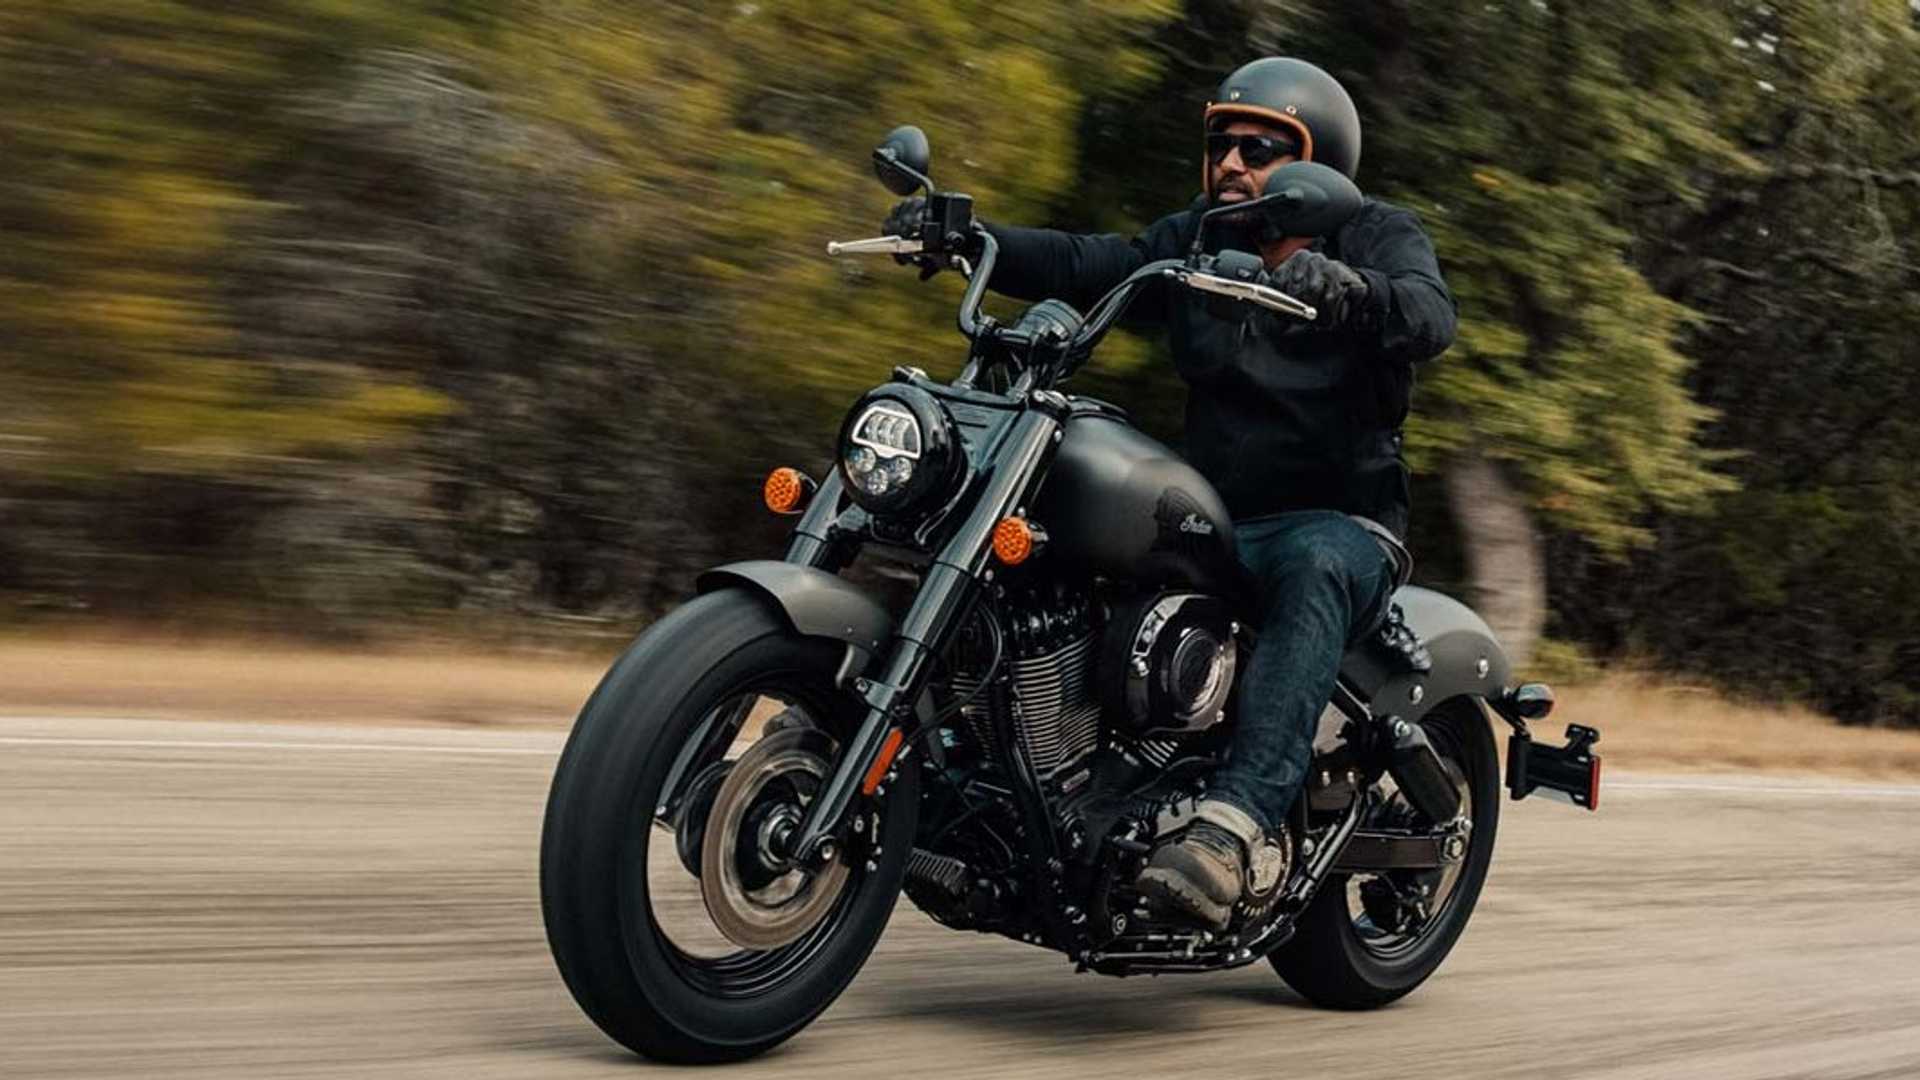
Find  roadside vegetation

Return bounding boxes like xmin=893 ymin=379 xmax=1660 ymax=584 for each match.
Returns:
xmin=3 ymin=1 xmax=1918 ymax=726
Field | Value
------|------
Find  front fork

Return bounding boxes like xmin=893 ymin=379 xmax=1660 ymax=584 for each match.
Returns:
xmin=780 ymin=401 xmax=1065 ymax=868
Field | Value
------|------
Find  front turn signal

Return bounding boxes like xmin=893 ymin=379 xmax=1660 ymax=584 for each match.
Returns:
xmin=763 ymin=467 xmax=817 ymax=515
xmin=992 ymin=516 xmax=1046 ymax=565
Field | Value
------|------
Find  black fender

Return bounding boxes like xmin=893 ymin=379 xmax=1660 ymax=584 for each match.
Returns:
xmin=696 ymin=560 xmax=892 ymax=664
xmin=1339 ymin=585 xmax=1511 ymax=724
xmin=697 ymin=560 xmax=947 ymax=751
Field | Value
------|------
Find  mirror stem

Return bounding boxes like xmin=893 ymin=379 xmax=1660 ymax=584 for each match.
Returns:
xmin=1188 ymin=192 xmax=1284 ymax=259
xmin=872 ymin=150 xmax=934 ymax=195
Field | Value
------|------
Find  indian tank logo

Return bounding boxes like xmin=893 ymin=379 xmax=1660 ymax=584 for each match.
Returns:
xmin=1151 ymin=488 xmax=1219 ymax=562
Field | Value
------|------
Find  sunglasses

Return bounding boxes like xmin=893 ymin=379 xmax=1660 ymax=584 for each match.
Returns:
xmin=1205 ymin=132 xmax=1301 ymax=169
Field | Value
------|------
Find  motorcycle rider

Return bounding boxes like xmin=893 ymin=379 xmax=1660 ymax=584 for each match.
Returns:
xmin=884 ymin=57 xmax=1457 ymax=928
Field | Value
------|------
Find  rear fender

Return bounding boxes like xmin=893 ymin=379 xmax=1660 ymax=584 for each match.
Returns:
xmin=1339 ymin=586 xmax=1510 ymax=723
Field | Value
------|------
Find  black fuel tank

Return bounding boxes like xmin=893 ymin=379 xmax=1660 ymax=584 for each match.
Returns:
xmin=1031 ymin=406 xmax=1241 ymax=593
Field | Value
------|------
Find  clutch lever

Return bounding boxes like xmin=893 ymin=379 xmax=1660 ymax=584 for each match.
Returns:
xmin=1166 ymin=267 xmax=1319 ymax=322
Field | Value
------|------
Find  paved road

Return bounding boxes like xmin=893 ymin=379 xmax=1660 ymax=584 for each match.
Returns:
xmin=5 ymin=715 xmax=1919 ymax=1080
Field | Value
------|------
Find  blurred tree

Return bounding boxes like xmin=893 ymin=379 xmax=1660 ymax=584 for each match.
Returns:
xmin=0 ymin=0 xmax=1178 ymax=623
xmin=3 ymin=0 xmax=1917 ymax=727
xmin=1063 ymin=0 xmax=1743 ymax=664
xmin=1558 ymin=0 xmax=1920 ymax=723
xmin=0 ymin=2 xmax=485 ymax=614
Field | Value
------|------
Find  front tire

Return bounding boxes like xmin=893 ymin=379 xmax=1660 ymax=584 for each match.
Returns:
xmin=540 ymin=589 xmax=917 ymax=1063
xmin=1270 ymin=696 xmax=1501 ymax=1009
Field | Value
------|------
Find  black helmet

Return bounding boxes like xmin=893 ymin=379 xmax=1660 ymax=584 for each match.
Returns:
xmin=1203 ymin=58 xmax=1362 ymax=197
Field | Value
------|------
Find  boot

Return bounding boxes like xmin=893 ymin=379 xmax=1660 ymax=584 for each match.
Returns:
xmin=1136 ymin=799 xmax=1288 ymax=930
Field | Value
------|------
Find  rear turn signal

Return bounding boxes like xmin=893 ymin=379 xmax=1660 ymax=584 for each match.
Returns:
xmin=992 ymin=516 xmax=1045 ymax=565
xmin=763 ymin=467 xmax=817 ymax=515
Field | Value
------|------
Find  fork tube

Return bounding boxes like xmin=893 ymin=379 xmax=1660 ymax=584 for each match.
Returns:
xmin=787 ymin=405 xmax=1062 ymax=867
xmin=783 ymin=470 xmax=847 ymax=568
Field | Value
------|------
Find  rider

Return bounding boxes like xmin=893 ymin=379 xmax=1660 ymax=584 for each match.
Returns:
xmin=884 ymin=57 xmax=1456 ymax=929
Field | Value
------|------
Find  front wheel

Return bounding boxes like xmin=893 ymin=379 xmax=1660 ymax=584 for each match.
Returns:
xmin=540 ymin=589 xmax=918 ymax=1063
xmin=1270 ymin=696 xmax=1501 ymax=1009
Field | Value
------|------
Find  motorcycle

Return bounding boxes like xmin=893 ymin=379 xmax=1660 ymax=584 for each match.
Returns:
xmin=539 ymin=124 xmax=1602 ymax=1064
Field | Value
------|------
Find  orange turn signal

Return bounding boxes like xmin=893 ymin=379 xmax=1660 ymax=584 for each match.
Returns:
xmin=763 ymin=467 xmax=816 ymax=515
xmin=861 ymin=728 xmax=905 ymax=795
xmin=992 ymin=516 xmax=1035 ymax=565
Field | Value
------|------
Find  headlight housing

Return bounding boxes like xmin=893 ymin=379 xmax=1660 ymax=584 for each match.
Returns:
xmin=837 ymin=385 xmax=962 ymax=519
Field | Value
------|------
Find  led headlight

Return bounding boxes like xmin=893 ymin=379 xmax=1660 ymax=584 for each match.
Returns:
xmin=837 ymin=385 xmax=961 ymax=519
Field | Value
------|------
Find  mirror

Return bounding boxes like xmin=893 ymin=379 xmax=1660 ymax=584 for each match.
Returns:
xmin=873 ymin=125 xmax=933 ymax=196
xmin=1259 ymin=162 xmax=1363 ymax=238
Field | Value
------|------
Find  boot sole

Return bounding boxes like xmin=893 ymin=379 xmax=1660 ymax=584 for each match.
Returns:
xmin=1136 ymin=867 xmax=1233 ymax=930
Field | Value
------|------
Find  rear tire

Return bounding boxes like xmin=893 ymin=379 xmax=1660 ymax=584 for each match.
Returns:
xmin=540 ymin=589 xmax=918 ymax=1062
xmin=1269 ymin=696 xmax=1500 ymax=1009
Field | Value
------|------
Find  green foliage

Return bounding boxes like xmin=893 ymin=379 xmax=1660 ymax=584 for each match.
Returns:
xmin=0 ymin=1 xmax=479 ymax=479
xmin=1553 ymin=0 xmax=1920 ymax=724
xmin=2 ymin=0 xmax=1917 ymax=725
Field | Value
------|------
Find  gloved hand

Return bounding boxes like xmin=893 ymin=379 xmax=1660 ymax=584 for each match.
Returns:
xmin=1267 ymin=250 xmax=1370 ymax=329
xmin=881 ymin=196 xmax=943 ymax=280
xmin=881 ymin=196 xmax=926 ymax=242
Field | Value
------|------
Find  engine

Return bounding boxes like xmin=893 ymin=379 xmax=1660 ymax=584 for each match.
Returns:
xmin=1097 ymin=592 xmax=1239 ymax=739
xmin=912 ymin=584 xmax=1239 ymax=934
xmin=945 ymin=586 xmax=1237 ymax=794
xmin=947 ymin=587 xmax=1104 ymax=791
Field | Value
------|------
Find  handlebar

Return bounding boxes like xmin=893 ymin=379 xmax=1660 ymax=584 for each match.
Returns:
xmin=827 ymin=213 xmax=1318 ymax=385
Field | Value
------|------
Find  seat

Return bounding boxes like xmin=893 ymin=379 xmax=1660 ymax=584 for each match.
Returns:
xmin=1348 ymin=515 xmax=1413 ymax=593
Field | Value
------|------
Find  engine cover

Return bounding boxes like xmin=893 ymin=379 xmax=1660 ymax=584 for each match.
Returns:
xmin=1100 ymin=592 xmax=1238 ymax=738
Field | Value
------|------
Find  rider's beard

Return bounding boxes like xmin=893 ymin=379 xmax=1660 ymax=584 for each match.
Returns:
xmin=1208 ymin=174 xmax=1279 ymax=244
xmin=1208 ymin=174 xmax=1261 ymax=221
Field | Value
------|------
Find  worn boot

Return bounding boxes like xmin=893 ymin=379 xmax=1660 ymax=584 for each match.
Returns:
xmin=1136 ymin=799 xmax=1289 ymax=930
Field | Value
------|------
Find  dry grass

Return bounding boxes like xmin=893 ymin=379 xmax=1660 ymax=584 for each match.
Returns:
xmin=1544 ymin=672 xmax=1920 ymax=781
xmin=0 ymin=637 xmax=613 ymax=727
xmin=1 ymin=638 xmax=1917 ymax=780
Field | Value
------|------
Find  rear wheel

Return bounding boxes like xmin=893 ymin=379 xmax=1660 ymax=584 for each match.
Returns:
xmin=1270 ymin=696 xmax=1500 ymax=1009
xmin=540 ymin=589 xmax=918 ymax=1062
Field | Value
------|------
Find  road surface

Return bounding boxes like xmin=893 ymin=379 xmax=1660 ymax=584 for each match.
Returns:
xmin=4 ymin=714 xmax=1918 ymax=1079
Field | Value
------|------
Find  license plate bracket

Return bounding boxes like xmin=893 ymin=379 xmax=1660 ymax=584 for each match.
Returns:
xmin=1506 ymin=723 xmax=1601 ymax=810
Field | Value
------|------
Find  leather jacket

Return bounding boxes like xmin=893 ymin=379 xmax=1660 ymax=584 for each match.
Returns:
xmin=981 ymin=198 xmax=1455 ymax=537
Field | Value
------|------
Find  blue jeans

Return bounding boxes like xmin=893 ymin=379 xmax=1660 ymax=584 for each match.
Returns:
xmin=1207 ymin=511 xmax=1396 ymax=832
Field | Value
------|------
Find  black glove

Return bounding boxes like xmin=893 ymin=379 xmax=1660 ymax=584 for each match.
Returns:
xmin=882 ymin=196 xmax=926 ymax=241
xmin=881 ymin=196 xmax=944 ymax=280
xmin=1267 ymin=250 xmax=1370 ymax=329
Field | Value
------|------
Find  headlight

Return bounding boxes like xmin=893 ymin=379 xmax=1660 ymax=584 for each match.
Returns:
xmin=837 ymin=385 xmax=961 ymax=519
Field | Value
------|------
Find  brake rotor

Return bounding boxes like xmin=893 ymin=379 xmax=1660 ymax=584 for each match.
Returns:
xmin=699 ymin=726 xmax=852 ymax=950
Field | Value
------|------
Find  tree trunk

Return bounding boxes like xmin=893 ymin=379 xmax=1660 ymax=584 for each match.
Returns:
xmin=1444 ymin=450 xmax=1547 ymax=670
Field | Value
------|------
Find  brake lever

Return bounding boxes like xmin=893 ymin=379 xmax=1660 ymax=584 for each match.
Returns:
xmin=1166 ymin=267 xmax=1318 ymax=321
xmin=825 ymin=235 xmax=926 ymax=256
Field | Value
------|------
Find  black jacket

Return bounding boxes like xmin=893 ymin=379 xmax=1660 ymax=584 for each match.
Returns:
xmin=982 ymin=199 xmax=1454 ymax=537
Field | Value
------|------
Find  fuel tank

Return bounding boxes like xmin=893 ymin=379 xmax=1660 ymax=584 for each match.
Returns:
xmin=1031 ymin=402 xmax=1241 ymax=593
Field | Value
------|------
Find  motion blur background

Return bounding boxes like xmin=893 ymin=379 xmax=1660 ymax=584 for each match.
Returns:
xmin=3 ymin=0 xmax=1919 ymax=728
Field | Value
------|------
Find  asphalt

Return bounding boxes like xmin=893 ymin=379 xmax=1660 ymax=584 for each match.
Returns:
xmin=4 ymin=715 xmax=1919 ymax=1080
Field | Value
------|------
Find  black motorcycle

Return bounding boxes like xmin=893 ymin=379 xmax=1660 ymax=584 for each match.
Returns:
xmin=539 ymin=125 xmax=1601 ymax=1064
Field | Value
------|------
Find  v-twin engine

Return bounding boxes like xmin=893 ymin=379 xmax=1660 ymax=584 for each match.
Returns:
xmin=949 ymin=589 xmax=1234 ymax=795
xmin=951 ymin=613 xmax=1103 ymax=787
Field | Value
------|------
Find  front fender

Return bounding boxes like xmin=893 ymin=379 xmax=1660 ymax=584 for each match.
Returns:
xmin=1341 ymin=586 xmax=1511 ymax=724
xmin=696 ymin=560 xmax=893 ymax=666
